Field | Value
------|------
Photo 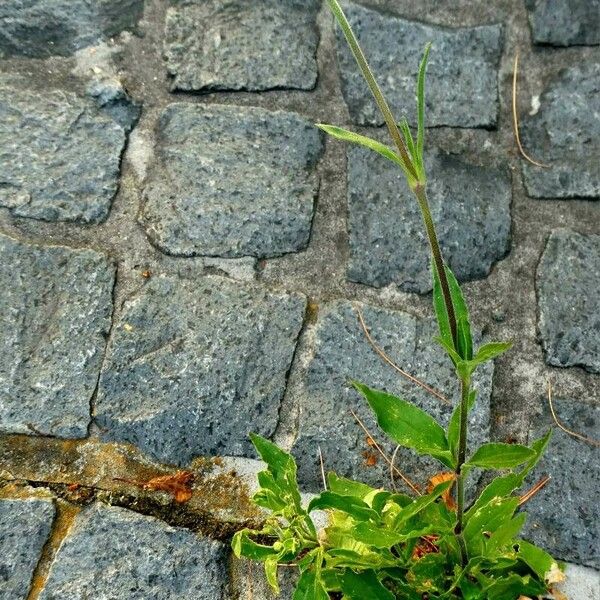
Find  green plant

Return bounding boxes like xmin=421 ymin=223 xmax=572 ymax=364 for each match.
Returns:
xmin=232 ymin=1 xmax=563 ymax=598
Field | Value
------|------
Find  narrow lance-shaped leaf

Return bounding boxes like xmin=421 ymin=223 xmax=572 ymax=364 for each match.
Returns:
xmin=467 ymin=443 xmax=536 ymax=469
xmin=448 ymin=389 xmax=476 ymax=457
xmin=353 ymin=381 xmax=453 ymax=467
xmin=398 ymin=117 xmax=418 ymax=165
xmin=316 ymin=125 xmax=416 ymax=184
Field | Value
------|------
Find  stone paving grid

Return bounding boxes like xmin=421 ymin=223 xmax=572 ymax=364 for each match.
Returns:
xmin=0 ymin=0 xmax=599 ymax=598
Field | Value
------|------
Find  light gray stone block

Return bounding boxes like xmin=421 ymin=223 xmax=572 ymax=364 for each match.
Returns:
xmin=39 ymin=503 xmax=229 ymax=600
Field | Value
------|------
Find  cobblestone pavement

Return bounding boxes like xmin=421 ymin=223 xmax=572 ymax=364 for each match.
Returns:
xmin=0 ymin=0 xmax=599 ymax=598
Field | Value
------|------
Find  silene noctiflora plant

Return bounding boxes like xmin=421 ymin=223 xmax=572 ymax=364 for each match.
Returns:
xmin=232 ymin=1 xmax=565 ymax=598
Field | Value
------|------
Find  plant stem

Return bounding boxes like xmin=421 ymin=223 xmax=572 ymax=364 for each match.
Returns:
xmin=414 ymin=185 xmax=458 ymax=348
xmin=454 ymin=376 xmax=471 ymax=566
xmin=326 ymin=0 xmax=418 ymax=182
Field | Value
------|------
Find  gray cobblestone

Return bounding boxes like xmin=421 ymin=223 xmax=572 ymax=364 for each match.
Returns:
xmin=335 ymin=1 xmax=503 ymax=128
xmin=96 ymin=275 xmax=306 ymax=465
xmin=0 ymin=233 xmax=115 ymax=437
xmin=164 ymin=0 xmax=320 ymax=92
xmin=0 ymin=0 xmax=144 ymax=58
xmin=527 ymin=0 xmax=600 ymax=47
xmin=0 ymin=499 xmax=55 ymax=600
xmin=537 ymin=229 xmax=600 ymax=374
xmin=0 ymin=75 xmax=130 ymax=223
xmin=39 ymin=503 xmax=229 ymax=600
xmin=140 ymin=103 xmax=323 ymax=258
xmin=521 ymin=63 xmax=600 ymax=199
xmin=347 ymin=146 xmax=511 ymax=293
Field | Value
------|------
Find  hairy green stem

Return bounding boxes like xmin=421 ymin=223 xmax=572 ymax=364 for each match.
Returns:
xmin=326 ymin=0 xmax=418 ymax=182
xmin=414 ymin=185 xmax=459 ymax=348
xmin=454 ymin=376 xmax=471 ymax=566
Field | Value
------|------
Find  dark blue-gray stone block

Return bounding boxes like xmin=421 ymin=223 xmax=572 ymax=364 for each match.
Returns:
xmin=527 ymin=0 xmax=600 ymax=47
xmin=96 ymin=274 xmax=306 ymax=465
xmin=0 ymin=0 xmax=144 ymax=58
xmin=521 ymin=64 xmax=600 ymax=199
xmin=164 ymin=0 xmax=320 ymax=92
xmin=524 ymin=398 xmax=599 ymax=568
xmin=0 ymin=498 xmax=55 ymax=600
xmin=347 ymin=146 xmax=511 ymax=293
xmin=335 ymin=1 xmax=503 ymax=128
xmin=39 ymin=503 xmax=229 ymax=599
xmin=140 ymin=104 xmax=323 ymax=258
xmin=537 ymin=229 xmax=600 ymax=374
xmin=0 ymin=233 xmax=115 ymax=437
xmin=0 ymin=76 xmax=129 ymax=223
xmin=292 ymin=300 xmax=493 ymax=491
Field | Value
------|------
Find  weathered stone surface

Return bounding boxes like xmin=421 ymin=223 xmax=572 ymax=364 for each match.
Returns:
xmin=347 ymin=146 xmax=511 ymax=293
xmin=39 ymin=503 xmax=229 ymax=599
xmin=291 ymin=300 xmax=493 ymax=490
xmin=335 ymin=2 xmax=503 ymax=127
xmin=86 ymin=77 xmax=141 ymax=131
xmin=556 ymin=563 xmax=600 ymax=599
xmin=164 ymin=0 xmax=320 ymax=92
xmin=527 ymin=0 xmax=600 ymax=47
xmin=537 ymin=230 xmax=600 ymax=373
xmin=0 ymin=76 xmax=129 ymax=223
xmin=0 ymin=499 xmax=55 ymax=600
xmin=524 ymin=398 xmax=599 ymax=568
xmin=232 ymin=557 xmax=298 ymax=600
xmin=521 ymin=64 xmax=600 ymax=199
xmin=0 ymin=0 xmax=144 ymax=58
xmin=96 ymin=275 xmax=306 ymax=465
xmin=0 ymin=233 xmax=115 ymax=438
xmin=141 ymin=104 xmax=323 ymax=258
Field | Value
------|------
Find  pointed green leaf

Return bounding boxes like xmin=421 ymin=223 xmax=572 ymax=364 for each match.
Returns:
xmin=448 ymin=389 xmax=476 ymax=457
xmin=339 ymin=569 xmax=395 ymax=600
xmin=327 ymin=472 xmax=375 ymax=500
xmin=471 ymin=342 xmax=512 ymax=366
xmin=465 ymin=473 xmax=523 ymax=520
xmin=316 ymin=124 xmax=414 ymax=181
xmin=293 ymin=568 xmax=329 ymax=600
xmin=231 ymin=530 xmax=278 ymax=560
xmin=392 ymin=480 xmax=454 ymax=528
xmin=485 ymin=513 xmax=527 ymax=556
xmin=517 ymin=540 xmax=561 ymax=582
xmin=520 ymin=428 xmax=552 ymax=479
xmin=398 ymin=118 xmax=417 ymax=164
xmin=264 ymin=557 xmax=280 ymax=595
xmin=433 ymin=267 xmax=452 ymax=348
xmin=250 ymin=433 xmax=303 ymax=511
xmin=308 ymin=491 xmax=379 ymax=522
xmin=416 ymin=43 xmax=431 ymax=178
xmin=353 ymin=382 xmax=452 ymax=467
xmin=457 ymin=317 xmax=473 ymax=361
xmin=464 ymin=497 xmax=519 ymax=557
xmin=467 ymin=443 xmax=536 ymax=470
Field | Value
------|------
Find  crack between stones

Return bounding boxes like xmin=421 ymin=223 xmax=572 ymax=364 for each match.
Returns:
xmin=26 ymin=500 xmax=81 ymax=600
xmin=86 ymin=262 xmax=119 ymax=437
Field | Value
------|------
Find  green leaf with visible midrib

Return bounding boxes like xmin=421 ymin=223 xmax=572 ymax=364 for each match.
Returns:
xmin=339 ymin=569 xmax=395 ymax=600
xmin=467 ymin=443 xmax=536 ymax=469
xmin=353 ymin=381 xmax=453 ymax=467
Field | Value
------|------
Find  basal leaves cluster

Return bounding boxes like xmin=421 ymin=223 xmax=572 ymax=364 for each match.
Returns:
xmin=232 ymin=1 xmax=563 ymax=598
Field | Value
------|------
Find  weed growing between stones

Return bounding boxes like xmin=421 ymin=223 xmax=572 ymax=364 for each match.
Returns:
xmin=232 ymin=1 xmax=563 ymax=597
